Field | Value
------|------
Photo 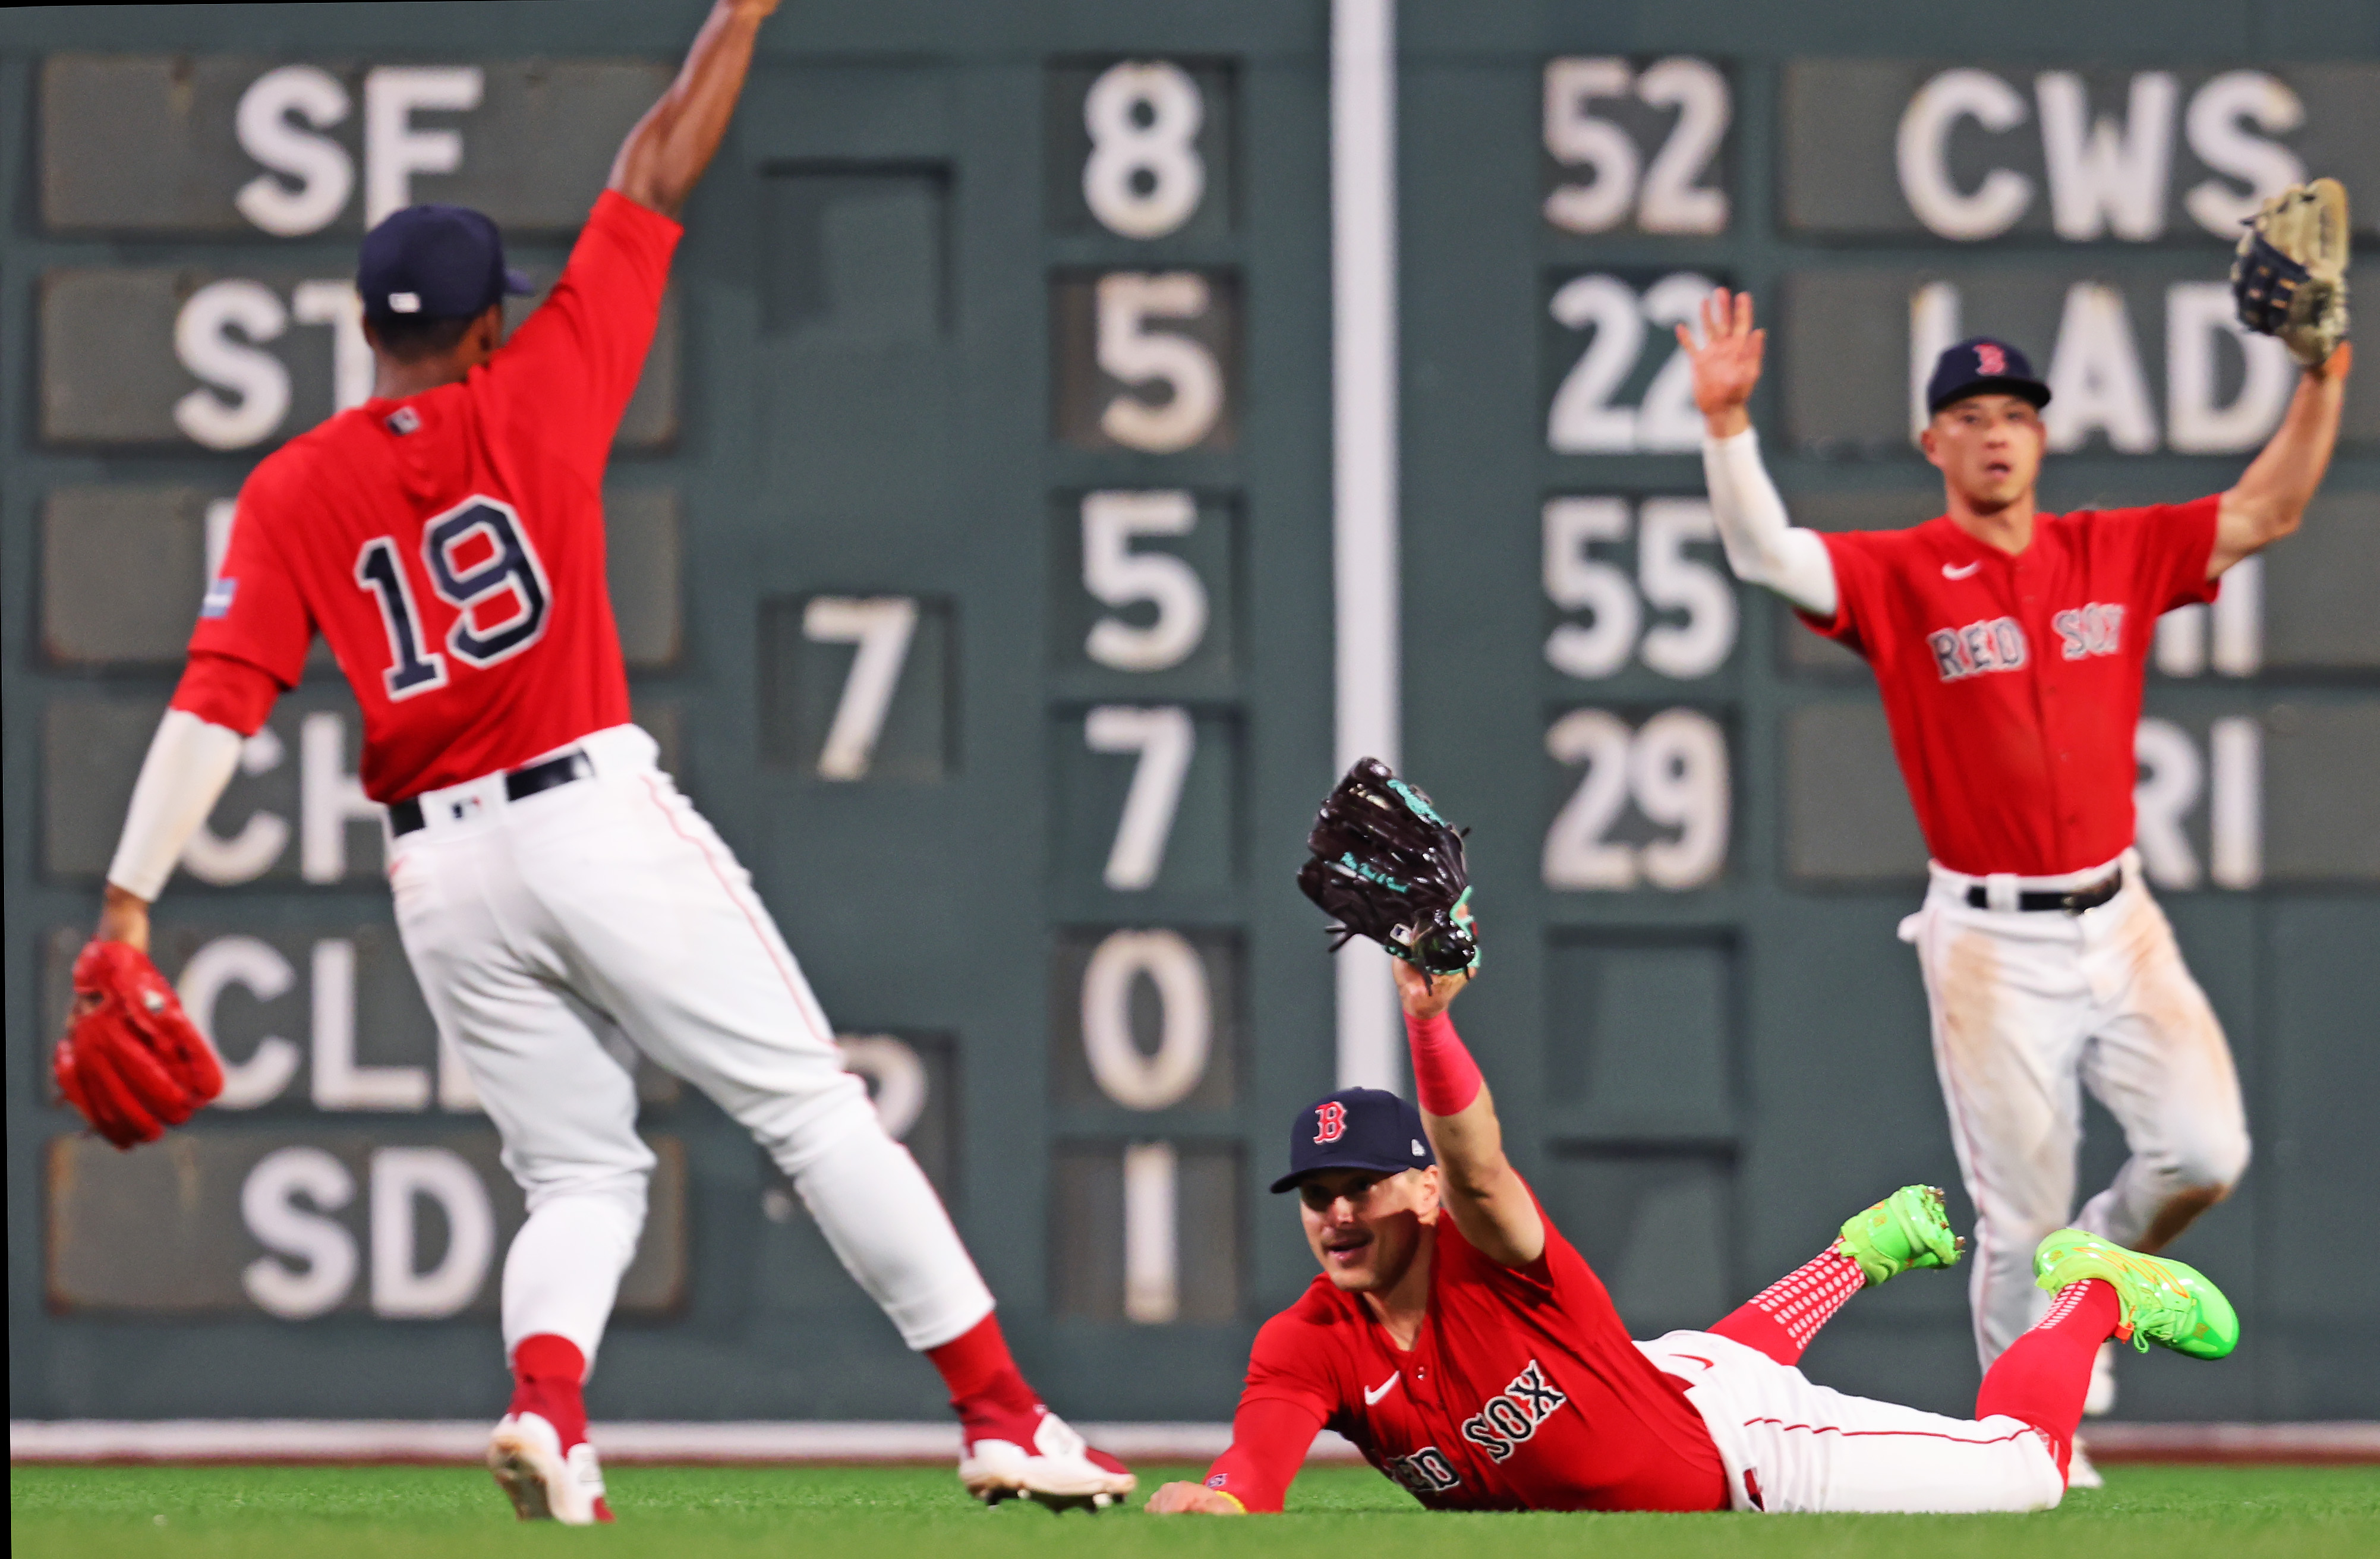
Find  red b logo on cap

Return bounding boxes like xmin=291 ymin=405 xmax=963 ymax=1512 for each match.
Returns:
xmin=1314 ymin=1101 xmax=1349 ymax=1143
xmin=1974 ymin=342 xmax=2007 ymax=376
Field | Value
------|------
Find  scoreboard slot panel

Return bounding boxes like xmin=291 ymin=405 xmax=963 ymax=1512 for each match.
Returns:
xmin=37 ymin=267 xmax=676 ymax=451
xmin=1540 ymin=934 xmax=1738 ymax=1144
xmin=1540 ymin=493 xmax=1743 ymax=691
xmin=40 ymin=56 xmax=669 ymax=237
xmin=757 ymin=593 xmax=954 ymax=782
xmin=1780 ymin=703 xmax=1930 ymax=883
xmin=42 ymin=691 xmax=386 ymax=886
xmin=1781 ymin=266 xmax=2380 ymax=458
xmin=1048 ymin=703 xmax=1241 ymax=899
xmin=1049 ymin=268 xmax=1241 ymax=453
xmin=1540 ymin=56 xmax=1736 ymax=240
xmin=2259 ymin=703 xmax=2380 ymax=881
xmin=45 ymin=1129 xmax=688 ymax=1319
xmin=2253 ymin=491 xmax=2380 ymax=672
xmin=1044 ymin=59 xmax=1238 ymax=242
xmin=1049 ymin=1141 xmax=1242 ymax=1325
xmin=1779 ymin=60 xmax=2380 ymax=244
xmin=1046 ymin=489 xmax=1241 ymax=698
xmin=1542 ymin=703 xmax=1735 ymax=893
xmin=759 ymin=163 xmax=951 ymax=342
xmin=1543 ymin=268 xmax=1732 ymax=456
xmin=1048 ymin=927 xmax=1241 ymax=1116
xmin=40 ymin=921 xmax=439 ymax=1116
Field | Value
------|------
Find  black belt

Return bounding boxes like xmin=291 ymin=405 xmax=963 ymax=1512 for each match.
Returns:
xmin=1965 ymin=866 xmax=2122 ymax=915
xmin=389 ymin=750 xmax=592 ymax=836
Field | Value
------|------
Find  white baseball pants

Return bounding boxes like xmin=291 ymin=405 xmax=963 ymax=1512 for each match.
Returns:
xmin=387 ymin=724 xmax=994 ymax=1369
xmin=1899 ymin=851 xmax=2250 ymax=1369
xmin=1640 ymin=1331 xmax=2064 ymax=1513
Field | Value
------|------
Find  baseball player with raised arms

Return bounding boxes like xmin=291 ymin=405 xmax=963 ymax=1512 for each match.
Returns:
xmin=58 ymin=0 xmax=1129 ymax=1522
xmin=1145 ymin=954 xmax=2239 ymax=1516
xmin=1675 ymin=184 xmax=2350 ymax=1451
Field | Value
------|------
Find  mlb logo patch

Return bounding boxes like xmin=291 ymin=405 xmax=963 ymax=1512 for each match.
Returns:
xmin=386 ymin=407 xmax=421 ymax=436
xmin=200 ymin=577 xmax=237 ymax=619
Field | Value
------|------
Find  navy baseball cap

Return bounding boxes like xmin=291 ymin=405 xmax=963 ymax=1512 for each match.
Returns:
xmin=1269 ymin=1086 xmax=1438 ymax=1194
xmin=1926 ymin=336 xmax=2051 ymax=415
xmin=357 ymin=204 xmax=533 ymax=324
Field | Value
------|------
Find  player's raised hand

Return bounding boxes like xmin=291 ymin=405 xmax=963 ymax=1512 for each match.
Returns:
xmin=1392 ymin=950 xmax=1472 ymax=1020
xmin=609 ymin=0 xmax=783 ymax=219
xmin=1679 ymin=286 xmax=1765 ymax=438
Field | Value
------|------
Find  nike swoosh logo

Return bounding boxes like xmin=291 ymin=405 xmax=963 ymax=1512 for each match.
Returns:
xmin=1942 ymin=561 xmax=1981 ymax=579
xmin=1364 ymin=1373 xmax=1402 ymax=1406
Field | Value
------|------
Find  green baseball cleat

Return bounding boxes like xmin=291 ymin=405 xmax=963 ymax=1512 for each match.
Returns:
xmin=1834 ymin=1185 xmax=1964 ymax=1287
xmin=2033 ymin=1230 xmax=2239 ymax=1360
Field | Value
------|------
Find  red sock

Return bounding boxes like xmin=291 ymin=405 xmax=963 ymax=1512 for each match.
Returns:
xmin=1975 ymin=1280 xmax=2121 ymax=1484
xmin=925 ymin=1313 xmax=1038 ymax=1432
xmin=1708 ymin=1245 xmax=1868 ymax=1365
xmin=509 ymin=1334 xmax=589 ymax=1451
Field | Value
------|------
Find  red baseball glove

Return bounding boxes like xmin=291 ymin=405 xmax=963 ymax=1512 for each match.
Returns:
xmin=54 ymin=940 xmax=224 ymax=1149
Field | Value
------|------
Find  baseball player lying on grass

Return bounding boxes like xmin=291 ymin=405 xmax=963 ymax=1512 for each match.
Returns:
xmin=54 ymin=0 xmax=1127 ymax=1523
xmin=1147 ymin=766 xmax=2239 ymax=1517
xmin=1676 ymin=181 xmax=2349 ymax=1465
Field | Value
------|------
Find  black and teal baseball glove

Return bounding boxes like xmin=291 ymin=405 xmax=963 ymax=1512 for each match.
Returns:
xmin=1297 ymin=758 xmax=1480 ymax=977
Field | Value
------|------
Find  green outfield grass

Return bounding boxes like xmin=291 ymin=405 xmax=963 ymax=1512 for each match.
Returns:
xmin=12 ymin=1464 xmax=2379 ymax=1559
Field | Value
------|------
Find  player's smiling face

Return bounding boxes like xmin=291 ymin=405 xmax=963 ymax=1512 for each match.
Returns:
xmin=1923 ymin=393 xmax=2045 ymax=515
xmin=1297 ymin=1166 xmax=1440 ymax=1294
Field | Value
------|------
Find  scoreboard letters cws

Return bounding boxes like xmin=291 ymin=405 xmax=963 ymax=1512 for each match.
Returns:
xmin=11 ymin=11 xmax=2379 ymax=1426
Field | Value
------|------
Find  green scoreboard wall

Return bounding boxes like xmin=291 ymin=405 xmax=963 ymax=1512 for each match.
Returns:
xmin=5 ymin=1 xmax=2375 ymax=1426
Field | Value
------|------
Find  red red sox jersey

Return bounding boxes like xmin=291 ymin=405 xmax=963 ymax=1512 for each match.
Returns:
xmin=184 ymin=190 xmax=680 ymax=802
xmin=1227 ymin=1192 xmax=1726 ymax=1513
xmin=1802 ymin=499 xmax=2223 ymax=877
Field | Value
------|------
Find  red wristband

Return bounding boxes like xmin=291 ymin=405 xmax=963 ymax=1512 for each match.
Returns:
xmin=1404 ymin=1010 xmax=1483 ymax=1117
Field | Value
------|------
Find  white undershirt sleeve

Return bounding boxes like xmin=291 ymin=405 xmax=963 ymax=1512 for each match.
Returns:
xmin=106 ymin=708 xmax=246 ymax=903
xmin=1701 ymin=427 xmax=1839 ymax=619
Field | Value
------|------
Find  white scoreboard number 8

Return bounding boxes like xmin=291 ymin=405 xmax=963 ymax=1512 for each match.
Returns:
xmin=1083 ymin=61 xmax=1206 ymax=240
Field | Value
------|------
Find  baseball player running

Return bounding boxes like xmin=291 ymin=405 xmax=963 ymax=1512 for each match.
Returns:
xmin=1145 ymin=958 xmax=2238 ymax=1515
xmin=1676 ymin=183 xmax=2350 ymax=1455
xmin=58 ymin=0 xmax=1129 ymax=1522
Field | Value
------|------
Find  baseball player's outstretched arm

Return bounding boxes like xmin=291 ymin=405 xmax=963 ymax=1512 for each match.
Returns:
xmin=2209 ymin=342 xmax=2352 ymax=578
xmin=91 ymin=651 xmax=286 ymax=950
xmin=1395 ymin=960 xmax=1546 ymax=1267
xmin=93 ymin=710 xmax=247 ymax=950
xmin=1678 ymin=290 xmax=1839 ymax=618
xmin=608 ymin=0 xmax=781 ymax=219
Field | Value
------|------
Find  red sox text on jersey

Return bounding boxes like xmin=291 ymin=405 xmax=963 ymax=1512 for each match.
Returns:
xmin=1803 ymin=500 xmax=2221 ymax=876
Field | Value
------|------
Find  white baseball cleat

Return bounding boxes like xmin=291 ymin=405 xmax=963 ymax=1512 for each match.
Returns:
xmin=488 ymin=1411 xmax=613 ymax=1524
xmin=959 ymin=1406 xmax=1136 ymax=1511
xmin=2066 ymin=1437 xmax=2105 ymax=1491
